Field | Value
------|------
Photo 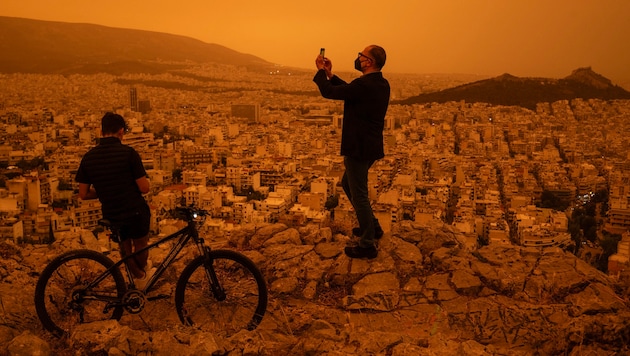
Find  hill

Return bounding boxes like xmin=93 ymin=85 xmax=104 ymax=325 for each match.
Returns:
xmin=2 ymin=16 xmax=629 ymax=106
xmin=395 ymin=67 xmax=630 ymax=110
xmin=0 ymin=16 xmax=272 ymax=75
xmin=2 ymin=220 xmax=629 ymax=355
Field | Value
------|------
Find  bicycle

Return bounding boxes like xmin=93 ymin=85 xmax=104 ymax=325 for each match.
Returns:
xmin=34 ymin=206 xmax=268 ymax=338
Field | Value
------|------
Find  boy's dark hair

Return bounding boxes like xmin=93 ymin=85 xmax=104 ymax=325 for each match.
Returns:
xmin=101 ymin=112 xmax=127 ymax=135
xmin=368 ymin=45 xmax=387 ymax=70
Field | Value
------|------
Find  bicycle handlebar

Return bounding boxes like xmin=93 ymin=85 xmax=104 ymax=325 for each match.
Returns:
xmin=173 ymin=206 xmax=208 ymax=222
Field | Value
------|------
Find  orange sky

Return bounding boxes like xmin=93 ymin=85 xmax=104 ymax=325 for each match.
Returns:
xmin=2 ymin=0 xmax=630 ymax=83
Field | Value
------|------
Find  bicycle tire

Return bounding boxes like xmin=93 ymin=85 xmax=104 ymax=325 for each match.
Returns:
xmin=34 ymin=249 xmax=127 ymax=338
xmin=175 ymin=249 xmax=267 ymax=337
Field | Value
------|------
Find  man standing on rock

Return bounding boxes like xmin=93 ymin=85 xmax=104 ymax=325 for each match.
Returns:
xmin=313 ymin=45 xmax=390 ymax=259
xmin=75 ymin=112 xmax=154 ymax=288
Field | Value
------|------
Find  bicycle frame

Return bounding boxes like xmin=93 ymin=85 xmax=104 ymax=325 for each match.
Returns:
xmin=115 ymin=216 xmax=205 ymax=291
xmin=84 ymin=211 xmax=212 ymax=312
xmin=73 ymin=209 xmax=230 ymax=311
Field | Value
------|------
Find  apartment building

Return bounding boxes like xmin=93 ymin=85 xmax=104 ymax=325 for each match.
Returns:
xmin=72 ymin=199 xmax=102 ymax=230
xmin=180 ymin=150 xmax=215 ymax=167
xmin=182 ymin=170 xmax=208 ymax=186
xmin=0 ymin=218 xmax=23 ymax=242
xmin=255 ymin=193 xmax=288 ymax=221
xmin=153 ymin=150 xmax=177 ymax=172
xmin=311 ymin=177 xmax=335 ymax=197
xmin=4 ymin=175 xmax=53 ymax=213
xmin=225 ymin=167 xmax=260 ymax=192
xmin=0 ymin=189 xmax=23 ymax=213
xmin=298 ymin=192 xmax=325 ymax=211
xmin=606 ymin=163 xmax=630 ymax=234
xmin=184 ymin=185 xmax=207 ymax=207
xmin=608 ymin=231 xmax=630 ymax=277
xmin=146 ymin=169 xmax=173 ymax=187
xmin=50 ymin=153 xmax=82 ymax=189
xmin=0 ymin=145 xmax=11 ymax=163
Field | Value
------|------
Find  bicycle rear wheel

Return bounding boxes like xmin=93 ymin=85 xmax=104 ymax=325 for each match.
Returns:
xmin=175 ymin=249 xmax=267 ymax=337
xmin=34 ymin=249 xmax=127 ymax=338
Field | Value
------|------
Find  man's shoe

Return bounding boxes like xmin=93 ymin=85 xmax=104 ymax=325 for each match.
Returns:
xmin=344 ymin=245 xmax=378 ymax=259
xmin=135 ymin=267 xmax=156 ymax=290
xmin=352 ymin=227 xmax=384 ymax=239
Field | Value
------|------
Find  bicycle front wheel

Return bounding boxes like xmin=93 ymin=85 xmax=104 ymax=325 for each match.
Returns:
xmin=34 ymin=249 xmax=127 ymax=338
xmin=175 ymin=249 xmax=267 ymax=337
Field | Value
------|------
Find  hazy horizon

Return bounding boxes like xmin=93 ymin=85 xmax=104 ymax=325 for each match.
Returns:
xmin=2 ymin=1 xmax=630 ymax=84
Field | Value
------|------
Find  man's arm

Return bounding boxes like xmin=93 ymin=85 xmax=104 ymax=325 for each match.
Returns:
xmin=78 ymin=183 xmax=98 ymax=200
xmin=314 ymin=69 xmax=363 ymax=100
xmin=136 ymin=176 xmax=150 ymax=194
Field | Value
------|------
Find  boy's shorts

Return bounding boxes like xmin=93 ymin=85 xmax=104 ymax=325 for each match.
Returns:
xmin=115 ymin=205 xmax=151 ymax=241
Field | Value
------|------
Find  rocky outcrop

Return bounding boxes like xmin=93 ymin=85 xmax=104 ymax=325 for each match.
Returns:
xmin=1 ymin=219 xmax=629 ymax=355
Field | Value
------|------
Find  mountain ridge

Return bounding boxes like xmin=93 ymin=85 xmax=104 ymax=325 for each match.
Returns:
xmin=2 ymin=16 xmax=629 ymax=109
xmin=394 ymin=67 xmax=630 ymax=110
xmin=0 ymin=16 xmax=272 ymax=74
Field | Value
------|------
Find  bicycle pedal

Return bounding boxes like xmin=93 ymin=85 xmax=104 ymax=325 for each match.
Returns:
xmin=146 ymin=294 xmax=170 ymax=301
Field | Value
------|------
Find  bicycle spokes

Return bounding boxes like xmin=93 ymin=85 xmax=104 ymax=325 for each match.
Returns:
xmin=175 ymin=250 xmax=267 ymax=338
xmin=34 ymin=250 xmax=127 ymax=337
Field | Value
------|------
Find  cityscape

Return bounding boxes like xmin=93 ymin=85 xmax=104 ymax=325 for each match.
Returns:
xmin=1 ymin=4 xmax=629 ymax=352
xmin=2 ymin=64 xmax=630 ymax=280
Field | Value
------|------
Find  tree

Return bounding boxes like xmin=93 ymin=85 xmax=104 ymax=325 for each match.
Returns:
xmin=580 ymin=214 xmax=597 ymax=236
xmin=15 ymin=159 xmax=29 ymax=171
xmin=539 ymin=190 xmax=570 ymax=211
xmin=245 ymin=187 xmax=264 ymax=201
xmin=584 ymin=202 xmax=597 ymax=217
xmin=15 ymin=156 xmax=47 ymax=171
xmin=324 ymin=195 xmax=339 ymax=220
xmin=597 ymin=232 xmax=622 ymax=272
xmin=324 ymin=195 xmax=339 ymax=210
xmin=593 ymin=189 xmax=607 ymax=202
xmin=478 ymin=234 xmax=489 ymax=247
xmin=45 ymin=222 xmax=56 ymax=245
xmin=584 ymin=225 xmax=597 ymax=242
xmin=52 ymin=199 xmax=70 ymax=210
xmin=592 ymin=188 xmax=609 ymax=216
xmin=172 ymin=168 xmax=183 ymax=183
xmin=569 ymin=207 xmax=585 ymax=249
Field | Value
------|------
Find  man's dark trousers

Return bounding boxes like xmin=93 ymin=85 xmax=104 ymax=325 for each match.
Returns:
xmin=342 ymin=156 xmax=381 ymax=248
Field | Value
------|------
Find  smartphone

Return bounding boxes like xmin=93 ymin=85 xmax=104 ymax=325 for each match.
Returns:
xmin=320 ymin=48 xmax=325 ymax=58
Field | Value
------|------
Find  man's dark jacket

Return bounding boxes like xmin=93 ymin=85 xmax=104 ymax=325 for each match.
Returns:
xmin=313 ymin=69 xmax=390 ymax=161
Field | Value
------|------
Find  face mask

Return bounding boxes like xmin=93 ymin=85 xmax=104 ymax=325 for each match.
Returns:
xmin=354 ymin=57 xmax=363 ymax=72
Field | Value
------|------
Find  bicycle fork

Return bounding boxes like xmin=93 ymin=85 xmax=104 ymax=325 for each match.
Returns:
xmin=202 ymin=246 xmax=226 ymax=301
